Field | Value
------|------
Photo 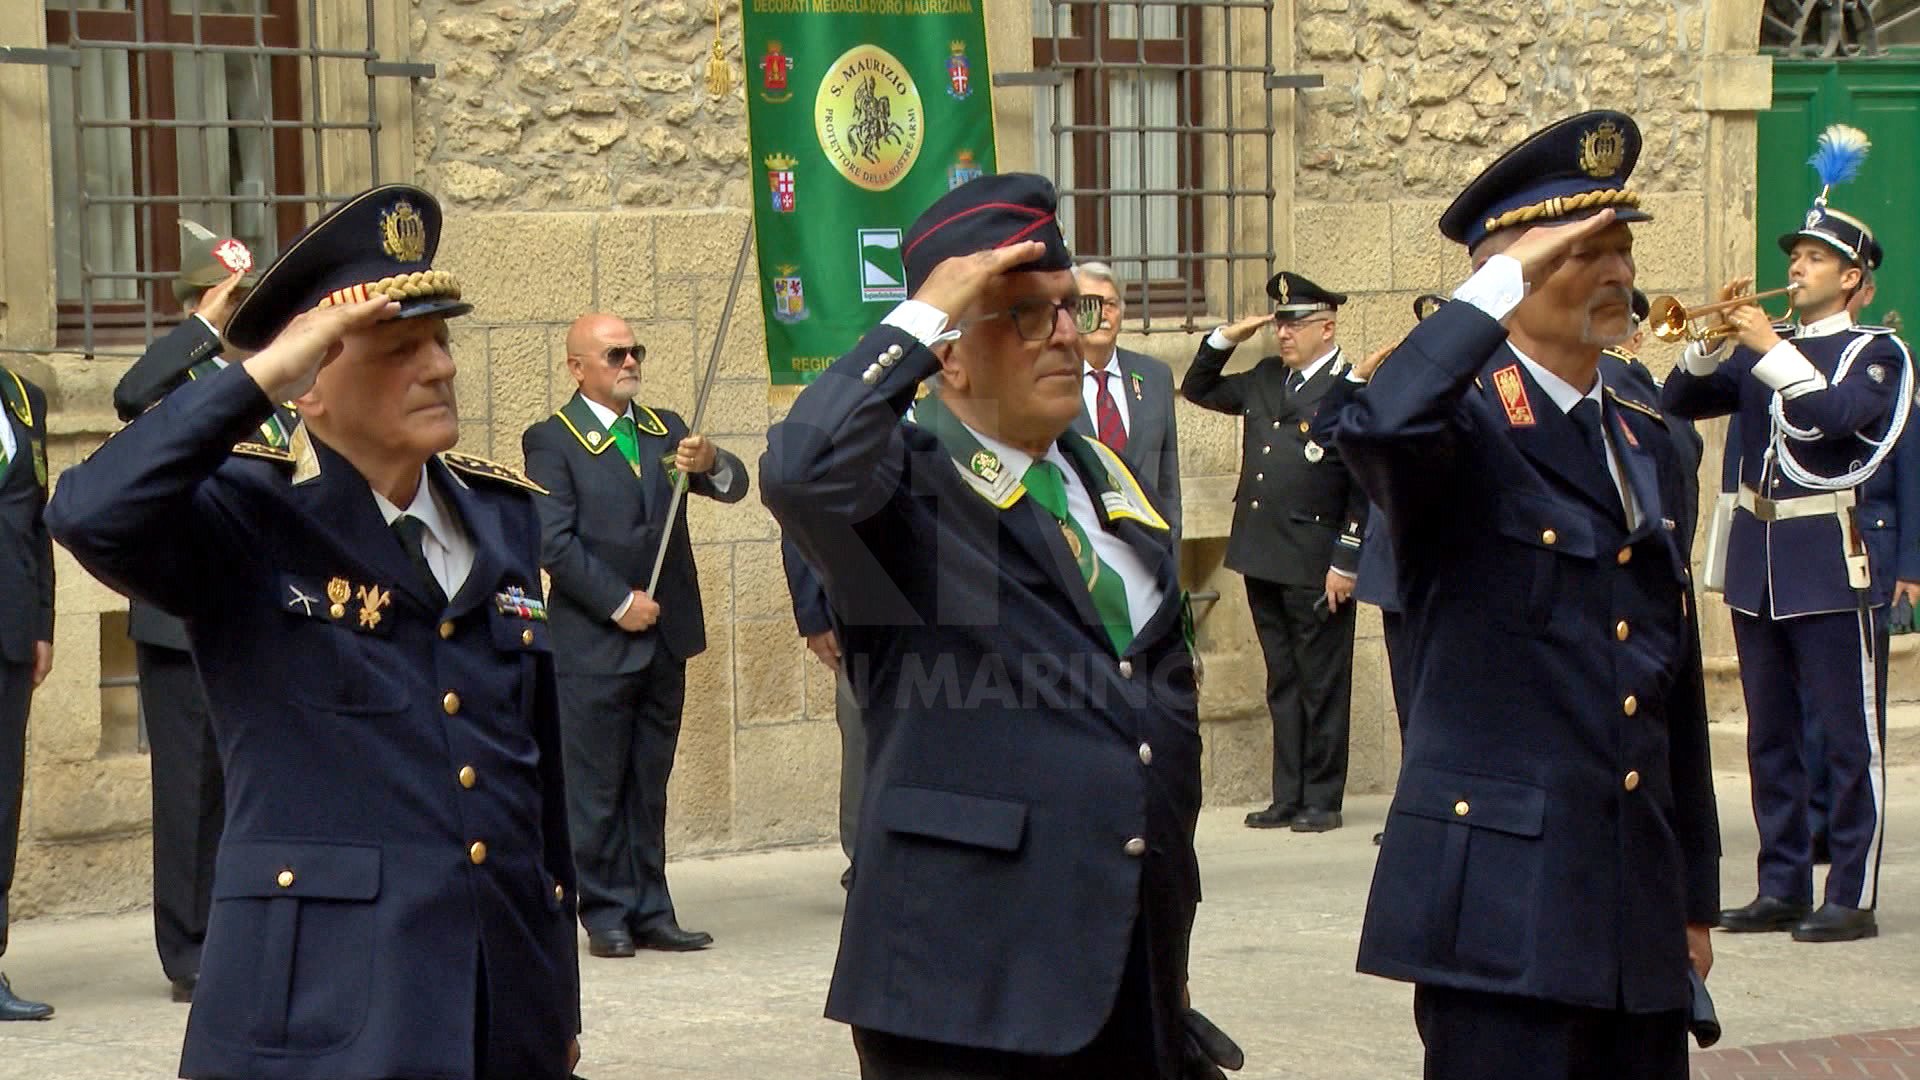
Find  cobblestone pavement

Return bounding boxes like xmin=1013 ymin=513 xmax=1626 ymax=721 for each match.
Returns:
xmin=1 ymin=767 xmax=1916 ymax=1079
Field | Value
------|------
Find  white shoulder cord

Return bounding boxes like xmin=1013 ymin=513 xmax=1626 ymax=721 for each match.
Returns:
xmin=1768 ymin=332 xmax=1914 ymax=491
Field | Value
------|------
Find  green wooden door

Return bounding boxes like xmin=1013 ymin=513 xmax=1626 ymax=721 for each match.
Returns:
xmin=1758 ymin=58 xmax=1920 ymax=330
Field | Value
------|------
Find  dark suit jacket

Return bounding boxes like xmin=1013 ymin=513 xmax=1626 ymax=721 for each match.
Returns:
xmin=1338 ymin=301 xmax=1718 ymax=1013
xmin=47 ymin=365 xmax=579 ymax=1079
xmin=112 ymin=316 xmax=298 ymax=652
xmin=0 ymin=370 xmax=53 ymax=667
xmin=782 ymin=537 xmax=833 ymax=638
xmin=1071 ymin=347 xmax=1182 ymax=538
xmin=763 ymin=329 xmax=1200 ymax=1075
xmin=522 ymin=392 xmax=748 ymax=676
xmin=1183 ymin=341 xmax=1367 ymax=587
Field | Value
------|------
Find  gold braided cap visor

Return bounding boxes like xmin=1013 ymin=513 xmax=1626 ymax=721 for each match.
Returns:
xmin=315 ymin=269 xmax=463 ymax=310
xmin=1482 ymin=189 xmax=1644 ymax=236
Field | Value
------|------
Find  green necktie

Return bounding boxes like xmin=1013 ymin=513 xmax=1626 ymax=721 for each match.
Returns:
xmin=610 ymin=414 xmax=641 ymax=469
xmin=1022 ymin=459 xmax=1134 ymax=655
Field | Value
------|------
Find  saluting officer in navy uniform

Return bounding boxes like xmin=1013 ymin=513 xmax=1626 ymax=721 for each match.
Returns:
xmin=110 ymin=221 xmax=273 ymax=1004
xmin=1339 ymin=112 xmax=1719 ymax=1079
xmin=521 ymin=314 xmax=747 ymax=957
xmin=0 ymin=359 xmax=55 ymax=1023
xmin=1664 ymin=183 xmax=1912 ymax=943
xmin=1183 ymin=273 xmax=1366 ymax=833
xmin=48 ymin=185 xmax=584 ymax=1079
xmin=763 ymin=174 xmax=1225 ymax=1080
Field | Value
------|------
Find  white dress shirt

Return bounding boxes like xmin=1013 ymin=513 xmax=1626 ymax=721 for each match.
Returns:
xmin=1082 ymin=352 xmax=1132 ymax=435
xmin=371 ymin=467 xmax=475 ymax=601
xmin=0 ymin=398 xmax=15 ymax=468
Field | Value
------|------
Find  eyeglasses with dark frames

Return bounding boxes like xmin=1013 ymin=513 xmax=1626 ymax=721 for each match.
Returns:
xmin=602 ymin=345 xmax=647 ymax=366
xmin=966 ymin=295 xmax=1104 ymax=341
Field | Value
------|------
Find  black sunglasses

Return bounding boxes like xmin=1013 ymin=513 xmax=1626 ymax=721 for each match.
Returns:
xmin=603 ymin=345 xmax=646 ymax=366
xmin=967 ymin=295 xmax=1104 ymax=341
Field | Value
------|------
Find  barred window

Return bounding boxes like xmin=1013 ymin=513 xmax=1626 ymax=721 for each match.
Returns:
xmin=1027 ymin=0 xmax=1287 ymax=332
xmin=1031 ymin=1 xmax=1203 ymax=313
xmin=41 ymin=0 xmax=406 ymax=353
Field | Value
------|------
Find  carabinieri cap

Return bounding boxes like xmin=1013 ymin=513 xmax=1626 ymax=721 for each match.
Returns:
xmin=226 ymin=184 xmax=471 ymax=351
xmin=1438 ymin=110 xmax=1652 ymax=251
xmin=1266 ymin=271 xmax=1346 ymax=318
xmin=1778 ymin=124 xmax=1882 ymax=270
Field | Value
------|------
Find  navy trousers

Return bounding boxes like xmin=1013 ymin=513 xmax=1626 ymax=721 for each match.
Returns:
xmin=1413 ymin=985 xmax=1688 ymax=1080
xmin=1731 ymin=608 xmax=1887 ymax=909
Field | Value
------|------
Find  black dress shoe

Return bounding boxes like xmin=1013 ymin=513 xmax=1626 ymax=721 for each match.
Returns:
xmin=1718 ymin=895 xmax=1811 ymax=933
xmin=1372 ymin=831 xmax=1385 ymax=846
xmin=1792 ymin=902 xmax=1878 ymax=943
xmin=634 ymin=923 xmax=713 ymax=952
xmin=0 ymin=974 xmax=54 ymax=1021
xmin=1244 ymin=804 xmax=1300 ymax=829
xmin=586 ymin=929 xmax=636 ymax=958
xmin=169 ymin=975 xmax=197 ymax=1003
xmin=1291 ymin=809 xmax=1343 ymax=833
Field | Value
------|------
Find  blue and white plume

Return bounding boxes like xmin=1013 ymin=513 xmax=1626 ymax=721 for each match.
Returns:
xmin=1807 ymin=123 xmax=1871 ymax=206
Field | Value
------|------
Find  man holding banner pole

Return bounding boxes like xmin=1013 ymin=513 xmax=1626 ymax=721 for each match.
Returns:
xmin=763 ymin=174 xmax=1238 ymax=1080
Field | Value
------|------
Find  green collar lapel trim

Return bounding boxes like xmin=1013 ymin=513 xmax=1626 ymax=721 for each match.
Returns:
xmin=1061 ymin=431 xmax=1170 ymax=532
xmin=910 ymin=392 xmax=1026 ymax=509
xmin=556 ymin=392 xmax=615 ymax=455
xmin=0 ymin=370 xmax=31 ymax=430
xmin=556 ymin=393 xmax=671 ymax=454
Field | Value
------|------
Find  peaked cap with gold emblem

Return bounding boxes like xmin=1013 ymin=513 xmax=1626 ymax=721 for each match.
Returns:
xmin=1266 ymin=271 xmax=1346 ymax=319
xmin=226 ymin=184 xmax=471 ymax=350
xmin=1438 ymin=110 xmax=1652 ymax=251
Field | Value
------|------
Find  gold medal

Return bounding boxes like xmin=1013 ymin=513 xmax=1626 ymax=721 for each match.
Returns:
xmin=1060 ymin=522 xmax=1082 ymax=560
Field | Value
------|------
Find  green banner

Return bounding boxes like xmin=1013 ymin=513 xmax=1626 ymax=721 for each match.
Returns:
xmin=742 ymin=0 xmax=997 ymax=394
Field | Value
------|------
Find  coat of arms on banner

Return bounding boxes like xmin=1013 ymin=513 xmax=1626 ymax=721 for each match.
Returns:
xmin=773 ymin=266 xmax=808 ymax=323
xmin=760 ymin=41 xmax=793 ymax=103
xmin=948 ymin=149 xmax=983 ymax=190
xmin=947 ymin=40 xmax=972 ymax=100
xmin=766 ymin=153 xmax=797 ymax=212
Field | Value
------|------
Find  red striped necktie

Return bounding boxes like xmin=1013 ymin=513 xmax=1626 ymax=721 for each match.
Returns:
xmin=1091 ymin=369 xmax=1128 ymax=453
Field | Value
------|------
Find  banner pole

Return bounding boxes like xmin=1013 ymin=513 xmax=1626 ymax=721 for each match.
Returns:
xmin=646 ymin=224 xmax=753 ymax=597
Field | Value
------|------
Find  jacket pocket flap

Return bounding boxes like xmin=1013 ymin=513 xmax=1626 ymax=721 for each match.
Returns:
xmin=1394 ymin=767 xmax=1546 ymax=838
xmin=214 ymin=841 xmax=382 ymax=900
xmin=877 ymin=786 xmax=1029 ymax=852
xmin=1495 ymin=491 xmax=1596 ymax=558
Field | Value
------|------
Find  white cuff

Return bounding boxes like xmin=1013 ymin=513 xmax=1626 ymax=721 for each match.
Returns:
xmin=610 ymin=593 xmax=633 ymax=622
xmin=708 ymin=459 xmax=735 ymax=492
xmin=882 ymin=300 xmax=957 ymax=347
xmin=1329 ymin=566 xmax=1357 ymax=580
xmin=1206 ymin=327 xmax=1238 ymax=352
xmin=1450 ymin=254 xmax=1526 ymax=323
xmin=1681 ymin=338 xmax=1730 ymax=376
xmin=1751 ymin=341 xmax=1828 ymax=398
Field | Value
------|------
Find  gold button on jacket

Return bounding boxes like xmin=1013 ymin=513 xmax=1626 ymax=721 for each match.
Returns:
xmin=442 ymin=691 xmax=461 ymax=715
xmin=468 ymin=841 xmax=488 ymax=865
xmin=276 ymin=869 xmax=295 ymax=888
xmin=458 ymin=766 xmax=477 ymax=789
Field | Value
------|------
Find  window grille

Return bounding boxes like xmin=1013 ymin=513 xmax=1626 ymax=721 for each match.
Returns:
xmin=25 ymin=0 xmax=425 ymax=355
xmin=1761 ymin=0 xmax=1920 ymax=56
xmin=1026 ymin=0 xmax=1298 ymax=332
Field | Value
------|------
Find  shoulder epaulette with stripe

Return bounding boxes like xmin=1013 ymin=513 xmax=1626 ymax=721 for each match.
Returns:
xmin=1605 ymin=387 xmax=1664 ymax=422
xmin=232 ymin=440 xmax=293 ymax=464
xmin=443 ymin=451 xmax=548 ymax=495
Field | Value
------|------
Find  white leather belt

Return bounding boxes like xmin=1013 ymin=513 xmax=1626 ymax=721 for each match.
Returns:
xmin=1736 ymin=485 xmax=1856 ymax=523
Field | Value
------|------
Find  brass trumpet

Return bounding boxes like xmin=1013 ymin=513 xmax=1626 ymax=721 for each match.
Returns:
xmin=1647 ymin=283 xmax=1802 ymax=344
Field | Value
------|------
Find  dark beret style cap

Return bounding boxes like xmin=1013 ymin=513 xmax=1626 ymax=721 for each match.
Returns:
xmin=902 ymin=173 xmax=1074 ymax=296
